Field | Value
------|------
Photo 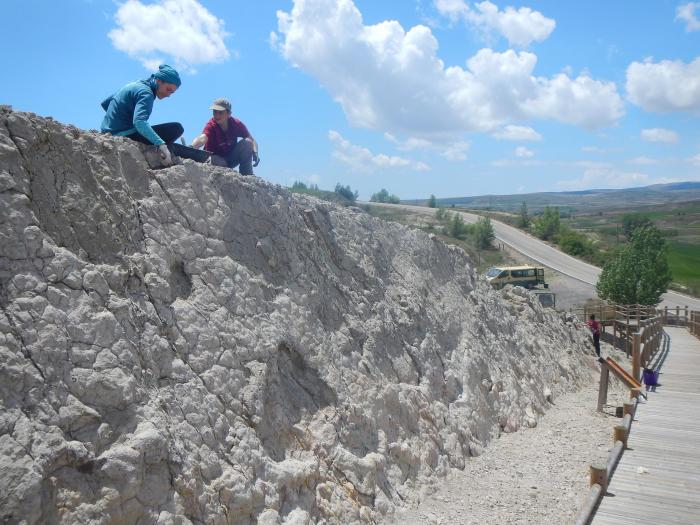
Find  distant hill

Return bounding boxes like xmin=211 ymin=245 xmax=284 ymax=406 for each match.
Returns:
xmin=405 ymin=181 xmax=700 ymax=212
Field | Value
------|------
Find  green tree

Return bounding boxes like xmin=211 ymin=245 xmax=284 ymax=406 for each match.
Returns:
xmin=596 ymin=225 xmax=672 ymax=305
xmin=621 ymin=213 xmax=652 ymax=239
xmin=449 ymin=213 xmax=468 ymax=239
xmin=532 ymin=206 xmax=560 ymax=241
xmin=557 ymin=226 xmax=594 ymax=257
xmin=518 ymin=201 xmax=530 ymax=228
xmin=474 ymin=216 xmax=495 ymax=249
xmin=428 ymin=194 xmax=437 ymax=208
xmin=334 ymin=183 xmax=359 ymax=203
xmin=435 ymin=207 xmax=446 ymax=221
xmin=370 ymin=188 xmax=400 ymax=203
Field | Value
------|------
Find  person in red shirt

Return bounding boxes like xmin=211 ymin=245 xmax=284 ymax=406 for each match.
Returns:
xmin=192 ymin=98 xmax=259 ymax=175
xmin=587 ymin=314 xmax=601 ymax=357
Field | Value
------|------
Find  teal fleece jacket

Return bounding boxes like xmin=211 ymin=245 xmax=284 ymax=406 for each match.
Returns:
xmin=100 ymin=77 xmax=164 ymax=145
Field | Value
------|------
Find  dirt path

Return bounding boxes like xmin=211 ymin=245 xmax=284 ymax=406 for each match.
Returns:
xmin=388 ymin=346 xmax=630 ymax=525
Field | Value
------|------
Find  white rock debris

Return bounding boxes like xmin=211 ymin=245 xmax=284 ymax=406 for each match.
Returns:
xmin=0 ymin=107 xmax=595 ymax=524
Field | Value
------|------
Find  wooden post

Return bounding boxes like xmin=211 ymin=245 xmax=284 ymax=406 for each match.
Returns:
xmin=589 ymin=464 xmax=608 ymax=492
xmin=597 ymin=362 xmax=610 ymax=413
xmin=623 ymin=402 xmax=635 ymax=418
xmin=664 ymin=306 xmax=668 ymax=325
xmin=632 ymin=332 xmax=641 ymax=381
xmin=630 ymin=388 xmax=641 ymax=400
xmin=614 ymin=425 xmax=627 ymax=448
xmin=684 ymin=306 xmax=688 ymax=326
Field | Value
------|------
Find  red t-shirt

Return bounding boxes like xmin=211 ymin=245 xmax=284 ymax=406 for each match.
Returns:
xmin=587 ymin=319 xmax=601 ymax=336
xmin=203 ymin=117 xmax=250 ymax=157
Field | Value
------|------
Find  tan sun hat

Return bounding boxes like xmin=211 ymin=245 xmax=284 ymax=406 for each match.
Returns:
xmin=209 ymin=98 xmax=231 ymax=112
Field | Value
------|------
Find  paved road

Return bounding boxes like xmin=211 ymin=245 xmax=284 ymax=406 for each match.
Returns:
xmin=367 ymin=202 xmax=700 ymax=310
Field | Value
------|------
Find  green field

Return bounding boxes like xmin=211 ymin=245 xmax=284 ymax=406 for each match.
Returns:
xmin=667 ymin=242 xmax=700 ymax=295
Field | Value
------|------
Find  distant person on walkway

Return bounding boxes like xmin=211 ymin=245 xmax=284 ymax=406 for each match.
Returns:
xmin=100 ymin=64 xmax=183 ymax=167
xmin=191 ymin=98 xmax=259 ymax=175
xmin=587 ymin=314 xmax=601 ymax=357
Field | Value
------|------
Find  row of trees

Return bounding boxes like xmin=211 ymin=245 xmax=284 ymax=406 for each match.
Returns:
xmin=527 ymin=205 xmax=597 ymax=259
xmin=289 ymin=183 xmax=407 ymax=206
xmin=290 ymin=181 xmax=359 ymax=204
xmin=370 ymin=188 xmax=400 ymax=204
xmin=434 ymin=208 xmax=495 ymax=249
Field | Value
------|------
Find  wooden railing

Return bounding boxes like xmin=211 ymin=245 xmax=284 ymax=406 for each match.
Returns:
xmin=575 ymin=397 xmax=638 ymax=525
xmin=632 ymin=314 xmax=664 ymax=381
xmin=689 ymin=311 xmax=700 ymax=341
xmin=575 ymin=303 xmax=656 ymax=324
xmin=659 ymin=305 xmax=690 ymax=326
xmin=569 ymin=302 xmax=693 ymax=354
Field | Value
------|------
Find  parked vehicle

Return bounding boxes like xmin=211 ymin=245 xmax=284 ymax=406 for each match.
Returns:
xmin=534 ymin=291 xmax=556 ymax=308
xmin=485 ymin=265 xmax=548 ymax=290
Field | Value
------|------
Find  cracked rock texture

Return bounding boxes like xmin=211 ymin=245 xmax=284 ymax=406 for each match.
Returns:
xmin=0 ymin=107 xmax=594 ymax=524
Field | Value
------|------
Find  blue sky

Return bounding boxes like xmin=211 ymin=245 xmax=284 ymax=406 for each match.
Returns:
xmin=2 ymin=0 xmax=700 ymax=200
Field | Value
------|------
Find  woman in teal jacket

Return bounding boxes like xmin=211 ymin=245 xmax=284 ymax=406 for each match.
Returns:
xmin=101 ymin=64 xmax=183 ymax=165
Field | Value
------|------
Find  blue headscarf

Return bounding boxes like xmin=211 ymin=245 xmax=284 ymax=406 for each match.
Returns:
xmin=153 ymin=64 xmax=181 ymax=87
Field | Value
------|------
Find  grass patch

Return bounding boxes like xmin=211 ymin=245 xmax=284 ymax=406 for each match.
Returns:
xmin=668 ymin=242 xmax=700 ymax=296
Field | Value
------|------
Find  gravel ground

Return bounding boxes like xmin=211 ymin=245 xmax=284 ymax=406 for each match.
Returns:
xmin=387 ymin=343 xmax=631 ymax=525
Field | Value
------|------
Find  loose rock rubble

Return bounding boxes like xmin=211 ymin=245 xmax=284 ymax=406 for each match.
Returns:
xmin=0 ymin=107 xmax=595 ymax=524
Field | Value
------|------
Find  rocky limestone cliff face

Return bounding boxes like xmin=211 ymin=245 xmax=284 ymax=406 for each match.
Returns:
xmin=0 ymin=107 xmax=593 ymax=524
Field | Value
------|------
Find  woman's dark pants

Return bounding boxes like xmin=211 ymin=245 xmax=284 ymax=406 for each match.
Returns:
xmin=125 ymin=122 xmax=184 ymax=144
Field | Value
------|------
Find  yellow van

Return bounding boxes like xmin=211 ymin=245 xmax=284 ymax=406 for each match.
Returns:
xmin=485 ymin=265 xmax=548 ymax=290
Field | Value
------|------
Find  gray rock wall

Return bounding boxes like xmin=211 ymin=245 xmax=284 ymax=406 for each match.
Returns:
xmin=0 ymin=107 xmax=593 ymax=524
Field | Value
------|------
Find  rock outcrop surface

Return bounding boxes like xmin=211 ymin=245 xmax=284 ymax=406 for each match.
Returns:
xmin=0 ymin=107 xmax=593 ymax=524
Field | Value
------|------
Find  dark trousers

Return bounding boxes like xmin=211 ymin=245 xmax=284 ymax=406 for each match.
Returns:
xmin=592 ymin=334 xmax=601 ymax=357
xmin=125 ymin=122 xmax=183 ymax=145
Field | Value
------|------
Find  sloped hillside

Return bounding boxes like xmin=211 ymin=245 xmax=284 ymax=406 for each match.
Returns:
xmin=0 ymin=107 xmax=593 ymax=524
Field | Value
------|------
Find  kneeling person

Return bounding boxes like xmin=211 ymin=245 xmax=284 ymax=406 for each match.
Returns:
xmin=101 ymin=64 xmax=183 ymax=167
xmin=192 ymin=98 xmax=258 ymax=175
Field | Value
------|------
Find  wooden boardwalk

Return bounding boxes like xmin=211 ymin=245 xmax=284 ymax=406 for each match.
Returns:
xmin=592 ymin=327 xmax=700 ymax=524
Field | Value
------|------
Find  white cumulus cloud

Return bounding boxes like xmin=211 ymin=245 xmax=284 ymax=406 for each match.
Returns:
xmin=329 ymin=131 xmax=430 ymax=172
xmin=626 ymin=57 xmax=700 ymax=112
xmin=434 ymin=0 xmax=555 ymax=47
xmin=641 ymin=128 xmax=679 ymax=143
xmin=109 ymin=0 xmax=229 ymax=71
xmin=274 ymin=0 xmax=623 ymax=137
xmin=434 ymin=0 xmax=469 ymax=21
xmin=492 ymin=124 xmax=542 ymax=141
xmin=468 ymin=1 xmax=556 ymax=47
xmin=676 ymin=2 xmax=700 ymax=31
